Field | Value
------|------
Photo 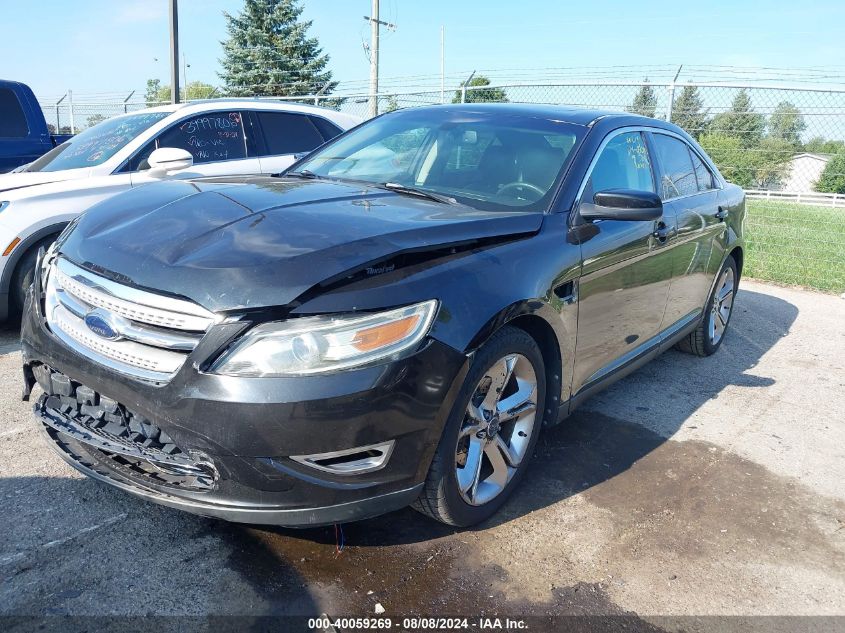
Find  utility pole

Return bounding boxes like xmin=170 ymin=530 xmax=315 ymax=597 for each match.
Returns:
xmin=68 ymin=90 xmax=75 ymax=134
xmin=440 ymin=26 xmax=445 ymax=104
xmin=363 ymin=1 xmax=395 ymax=118
xmin=182 ymin=53 xmax=190 ymax=101
xmin=460 ymin=70 xmax=476 ymax=104
xmin=169 ymin=0 xmax=180 ymax=104
xmin=666 ymin=64 xmax=683 ymax=122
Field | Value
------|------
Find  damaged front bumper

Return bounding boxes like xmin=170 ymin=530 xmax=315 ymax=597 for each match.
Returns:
xmin=22 ymin=288 xmax=469 ymax=527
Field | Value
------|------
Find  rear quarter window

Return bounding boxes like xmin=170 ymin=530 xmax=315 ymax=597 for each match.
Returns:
xmin=310 ymin=116 xmax=344 ymax=141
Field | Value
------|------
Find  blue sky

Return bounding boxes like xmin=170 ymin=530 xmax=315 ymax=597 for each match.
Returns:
xmin=2 ymin=0 xmax=843 ymax=99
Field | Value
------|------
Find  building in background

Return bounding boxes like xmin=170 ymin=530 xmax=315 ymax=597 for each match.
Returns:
xmin=782 ymin=153 xmax=831 ymax=192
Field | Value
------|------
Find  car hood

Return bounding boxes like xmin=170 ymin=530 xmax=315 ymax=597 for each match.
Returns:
xmin=58 ymin=177 xmax=543 ymax=312
xmin=0 ymin=169 xmax=91 ymax=194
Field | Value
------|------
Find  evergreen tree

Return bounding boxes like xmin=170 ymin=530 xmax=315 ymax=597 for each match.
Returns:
xmin=628 ymin=79 xmax=658 ymax=118
xmin=452 ymin=75 xmax=508 ymax=104
xmin=710 ymin=89 xmax=765 ymax=147
xmin=219 ymin=0 xmax=336 ymax=97
xmin=671 ymin=84 xmax=708 ymax=138
xmin=768 ymin=101 xmax=806 ymax=150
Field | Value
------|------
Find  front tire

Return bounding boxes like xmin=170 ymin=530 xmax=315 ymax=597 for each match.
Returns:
xmin=677 ymin=255 xmax=738 ymax=357
xmin=10 ymin=237 xmax=56 ymax=317
xmin=413 ymin=326 xmax=546 ymax=527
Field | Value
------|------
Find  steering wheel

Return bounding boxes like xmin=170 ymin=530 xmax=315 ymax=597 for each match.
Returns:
xmin=497 ymin=181 xmax=545 ymax=199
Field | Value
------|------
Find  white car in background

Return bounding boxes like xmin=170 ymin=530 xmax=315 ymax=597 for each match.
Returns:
xmin=0 ymin=99 xmax=359 ymax=319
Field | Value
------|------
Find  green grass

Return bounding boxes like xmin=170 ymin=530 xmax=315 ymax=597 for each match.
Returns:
xmin=744 ymin=199 xmax=845 ymax=293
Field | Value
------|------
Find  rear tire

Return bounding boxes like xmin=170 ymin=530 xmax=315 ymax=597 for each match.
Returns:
xmin=676 ymin=255 xmax=738 ymax=357
xmin=413 ymin=326 xmax=546 ymax=527
xmin=11 ymin=237 xmax=56 ymax=317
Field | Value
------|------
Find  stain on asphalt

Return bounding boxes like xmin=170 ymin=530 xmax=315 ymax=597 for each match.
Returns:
xmin=219 ymin=412 xmax=845 ymax=619
xmin=546 ymin=412 xmax=845 ymax=572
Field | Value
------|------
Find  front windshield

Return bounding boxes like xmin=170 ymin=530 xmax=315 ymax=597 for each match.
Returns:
xmin=27 ymin=112 xmax=169 ymax=172
xmin=294 ymin=108 xmax=583 ymax=212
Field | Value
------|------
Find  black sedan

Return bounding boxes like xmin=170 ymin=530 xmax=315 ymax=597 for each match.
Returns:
xmin=22 ymin=104 xmax=745 ymax=527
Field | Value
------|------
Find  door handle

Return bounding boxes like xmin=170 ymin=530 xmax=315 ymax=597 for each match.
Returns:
xmin=652 ymin=222 xmax=676 ymax=242
xmin=715 ymin=207 xmax=729 ymax=221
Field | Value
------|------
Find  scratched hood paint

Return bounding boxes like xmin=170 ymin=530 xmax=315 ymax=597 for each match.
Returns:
xmin=58 ymin=176 xmax=543 ymax=312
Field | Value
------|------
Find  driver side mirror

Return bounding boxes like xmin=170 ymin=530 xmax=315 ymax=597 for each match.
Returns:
xmin=147 ymin=147 xmax=193 ymax=177
xmin=580 ymin=189 xmax=663 ymax=221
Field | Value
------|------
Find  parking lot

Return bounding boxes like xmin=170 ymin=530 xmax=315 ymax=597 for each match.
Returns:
xmin=1 ymin=280 xmax=843 ymax=627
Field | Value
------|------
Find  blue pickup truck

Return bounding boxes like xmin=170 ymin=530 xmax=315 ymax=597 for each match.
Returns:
xmin=0 ymin=80 xmax=73 ymax=173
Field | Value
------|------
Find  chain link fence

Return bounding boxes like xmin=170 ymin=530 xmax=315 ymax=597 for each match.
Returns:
xmin=38 ymin=81 xmax=845 ymax=293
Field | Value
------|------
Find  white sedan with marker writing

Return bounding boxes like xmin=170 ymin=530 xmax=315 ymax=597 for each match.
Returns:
xmin=0 ymin=100 xmax=359 ymax=319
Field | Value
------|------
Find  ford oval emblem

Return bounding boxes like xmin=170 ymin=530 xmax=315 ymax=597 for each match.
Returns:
xmin=84 ymin=310 xmax=121 ymax=341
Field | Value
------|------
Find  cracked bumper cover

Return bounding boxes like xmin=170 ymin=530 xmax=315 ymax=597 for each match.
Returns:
xmin=22 ymin=291 xmax=470 ymax=527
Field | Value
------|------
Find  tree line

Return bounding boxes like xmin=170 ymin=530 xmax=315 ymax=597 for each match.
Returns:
xmin=129 ymin=0 xmax=844 ymax=193
xmin=629 ymin=81 xmax=845 ymax=193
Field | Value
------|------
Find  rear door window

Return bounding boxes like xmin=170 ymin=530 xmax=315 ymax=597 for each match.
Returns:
xmin=652 ymin=133 xmax=699 ymax=200
xmin=0 ymin=88 xmax=29 ymax=138
xmin=255 ymin=111 xmax=326 ymax=156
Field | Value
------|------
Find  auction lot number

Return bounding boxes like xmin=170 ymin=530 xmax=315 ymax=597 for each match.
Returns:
xmin=308 ymin=617 xmax=472 ymax=630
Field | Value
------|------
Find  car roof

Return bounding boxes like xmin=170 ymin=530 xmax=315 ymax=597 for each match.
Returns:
xmin=405 ymin=102 xmax=656 ymax=127
xmin=130 ymin=99 xmax=362 ymax=124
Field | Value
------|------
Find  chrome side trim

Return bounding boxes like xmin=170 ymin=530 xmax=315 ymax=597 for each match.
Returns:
xmin=578 ymin=310 xmax=701 ymax=394
xmin=291 ymin=440 xmax=396 ymax=475
xmin=56 ymin=258 xmax=215 ymax=331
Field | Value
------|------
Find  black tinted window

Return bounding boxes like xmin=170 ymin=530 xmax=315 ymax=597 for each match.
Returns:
xmin=689 ymin=149 xmax=715 ymax=191
xmin=0 ymin=88 xmax=30 ymax=138
xmin=310 ymin=116 xmax=343 ymax=141
xmin=588 ymin=132 xmax=654 ymax=194
xmin=156 ymin=111 xmax=247 ymax=164
xmin=256 ymin=111 xmax=324 ymax=155
xmin=653 ymin=134 xmax=698 ymax=199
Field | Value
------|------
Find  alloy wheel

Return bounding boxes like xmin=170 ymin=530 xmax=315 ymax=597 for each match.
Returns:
xmin=709 ymin=266 xmax=735 ymax=345
xmin=455 ymin=353 xmax=538 ymax=506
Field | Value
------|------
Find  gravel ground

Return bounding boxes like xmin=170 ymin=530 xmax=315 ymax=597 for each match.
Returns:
xmin=0 ymin=280 xmax=843 ymax=629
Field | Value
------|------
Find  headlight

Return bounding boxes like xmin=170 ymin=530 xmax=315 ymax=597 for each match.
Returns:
xmin=210 ymin=300 xmax=438 ymax=376
xmin=0 ymin=201 xmax=9 ymax=214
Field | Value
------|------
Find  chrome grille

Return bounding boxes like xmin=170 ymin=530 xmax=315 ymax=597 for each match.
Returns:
xmin=44 ymin=258 xmax=216 ymax=381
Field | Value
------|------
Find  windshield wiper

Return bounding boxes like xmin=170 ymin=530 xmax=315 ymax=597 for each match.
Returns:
xmin=278 ymin=169 xmax=321 ymax=179
xmin=379 ymin=182 xmax=457 ymax=205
